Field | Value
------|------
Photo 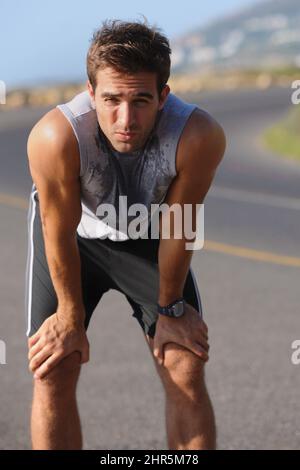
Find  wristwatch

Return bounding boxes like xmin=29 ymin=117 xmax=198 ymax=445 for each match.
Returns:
xmin=157 ymin=297 xmax=186 ymax=318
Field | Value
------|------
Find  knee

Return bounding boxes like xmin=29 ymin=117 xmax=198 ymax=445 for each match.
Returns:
xmin=159 ymin=343 xmax=206 ymax=400
xmin=33 ymin=351 xmax=81 ymax=392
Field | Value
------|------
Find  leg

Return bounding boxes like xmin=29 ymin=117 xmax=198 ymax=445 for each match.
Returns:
xmin=25 ymin=192 xmax=113 ymax=449
xmin=145 ymin=334 xmax=216 ymax=450
xmin=30 ymin=351 xmax=82 ymax=450
xmin=104 ymin=232 xmax=214 ymax=448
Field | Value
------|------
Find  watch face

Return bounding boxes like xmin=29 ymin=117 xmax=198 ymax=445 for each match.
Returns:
xmin=172 ymin=301 xmax=185 ymax=317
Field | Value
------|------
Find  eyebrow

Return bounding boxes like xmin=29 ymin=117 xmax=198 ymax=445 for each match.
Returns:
xmin=101 ymin=92 xmax=154 ymax=100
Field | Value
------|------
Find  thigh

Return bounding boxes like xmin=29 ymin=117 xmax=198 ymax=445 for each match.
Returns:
xmin=106 ymin=235 xmax=203 ymax=339
xmin=25 ymin=190 xmax=111 ymax=337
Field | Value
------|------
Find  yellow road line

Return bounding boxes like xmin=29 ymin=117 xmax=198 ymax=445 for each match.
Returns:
xmin=1 ymin=192 xmax=299 ymax=268
xmin=204 ymin=240 xmax=300 ymax=268
xmin=0 ymin=193 xmax=28 ymax=209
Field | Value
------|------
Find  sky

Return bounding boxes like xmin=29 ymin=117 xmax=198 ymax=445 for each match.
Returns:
xmin=0 ymin=0 xmax=257 ymax=90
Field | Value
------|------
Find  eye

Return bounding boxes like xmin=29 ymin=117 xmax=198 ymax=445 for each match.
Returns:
xmin=104 ymin=97 xmax=119 ymax=104
xmin=134 ymin=100 xmax=148 ymax=107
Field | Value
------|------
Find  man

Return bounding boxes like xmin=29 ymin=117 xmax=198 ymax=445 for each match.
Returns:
xmin=25 ymin=19 xmax=226 ymax=450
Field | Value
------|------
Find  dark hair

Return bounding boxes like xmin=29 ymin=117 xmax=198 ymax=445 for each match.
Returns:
xmin=86 ymin=19 xmax=171 ymax=95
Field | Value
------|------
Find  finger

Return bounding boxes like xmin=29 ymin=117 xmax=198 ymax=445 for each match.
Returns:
xmin=199 ymin=330 xmax=209 ymax=341
xmin=153 ymin=342 xmax=164 ymax=366
xmin=159 ymin=343 xmax=165 ymax=367
xmin=198 ymin=324 xmax=209 ymax=340
xmin=28 ymin=332 xmax=40 ymax=349
xmin=28 ymin=339 xmax=44 ymax=361
xmin=29 ymin=347 xmax=52 ymax=373
xmin=34 ymin=352 xmax=63 ymax=380
xmin=201 ymin=320 xmax=209 ymax=334
xmin=191 ymin=343 xmax=209 ymax=362
xmin=80 ymin=347 xmax=89 ymax=364
xmin=195 ymin=337 xmax=210 ymax=353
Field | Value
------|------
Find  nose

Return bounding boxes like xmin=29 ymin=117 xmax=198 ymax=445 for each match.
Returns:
xmin=117 ymin=102 xmax=136 ymax=131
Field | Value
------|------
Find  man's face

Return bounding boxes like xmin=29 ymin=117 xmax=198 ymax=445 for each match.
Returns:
xmin=87 ymin=67 xmax=170 ymax=153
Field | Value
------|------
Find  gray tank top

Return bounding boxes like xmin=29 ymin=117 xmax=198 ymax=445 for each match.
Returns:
xmin=54 ymin=90 xmax=198 ymax=241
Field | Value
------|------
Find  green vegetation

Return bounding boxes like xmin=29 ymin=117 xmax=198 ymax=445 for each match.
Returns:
xmin=264 ymin=106 xmax=300 ymax=162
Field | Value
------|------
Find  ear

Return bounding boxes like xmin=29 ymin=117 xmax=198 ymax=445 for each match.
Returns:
xmin=158 ymin=84 xmax=170 ymax=110
xmin=87 ymin=80 xmax=96 ymax=106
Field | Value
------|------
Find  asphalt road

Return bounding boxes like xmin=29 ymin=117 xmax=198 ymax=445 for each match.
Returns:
xmin=0 ymin=86 xmax=299 ymax=449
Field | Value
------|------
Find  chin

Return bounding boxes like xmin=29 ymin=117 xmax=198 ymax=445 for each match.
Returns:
xmin=113 ymin=139 xmax=141 ymax=153
xmin=114 ymin=143 xmax=134 ymax=153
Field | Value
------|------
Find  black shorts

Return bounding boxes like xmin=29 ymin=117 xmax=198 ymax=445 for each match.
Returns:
xmin=25 ymin=190 xmax=203 ymax=339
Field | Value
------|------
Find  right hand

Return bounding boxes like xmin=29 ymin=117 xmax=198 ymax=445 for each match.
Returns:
xmin=27 ymin=310 xmax=90 ymax=380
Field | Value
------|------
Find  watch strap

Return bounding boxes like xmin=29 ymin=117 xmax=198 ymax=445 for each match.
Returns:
xmin=157 ymin=297 xmax=185 ymax=316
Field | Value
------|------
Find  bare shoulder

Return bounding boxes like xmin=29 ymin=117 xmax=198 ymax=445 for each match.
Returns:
xmin=28 ymin=107 xmax=76 ymax=150
xmin=176 ymin=107 xmax=226 ymax=174
xmin=27 ymin=108 xmax=80 ymax=180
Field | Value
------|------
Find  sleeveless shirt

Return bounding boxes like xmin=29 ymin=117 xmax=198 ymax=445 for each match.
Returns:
xmin=32 ymin=90 xmax=198 ymax=241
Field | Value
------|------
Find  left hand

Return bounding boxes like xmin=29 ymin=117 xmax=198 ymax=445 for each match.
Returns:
xmin=153 ymin=303 xmax=209 ymax=366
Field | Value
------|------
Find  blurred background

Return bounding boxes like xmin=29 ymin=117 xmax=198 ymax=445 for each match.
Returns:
xmin=0 ymin=0 xmax=299 ymax=450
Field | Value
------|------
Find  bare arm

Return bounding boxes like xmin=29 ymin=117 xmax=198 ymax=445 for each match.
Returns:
xmin=27 ymin=109 xmax=89 ymax=378
xmin=27 ymin=110 xmax=84 ymax=322
xmin=158 ymin=110 xmax=226 ymax=305
xmin=153 ymin=110 xmax=226 ymax=365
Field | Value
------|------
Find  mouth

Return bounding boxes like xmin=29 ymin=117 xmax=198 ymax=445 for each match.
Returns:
xmin=115 ymin=132 xmax=138 ymax=141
